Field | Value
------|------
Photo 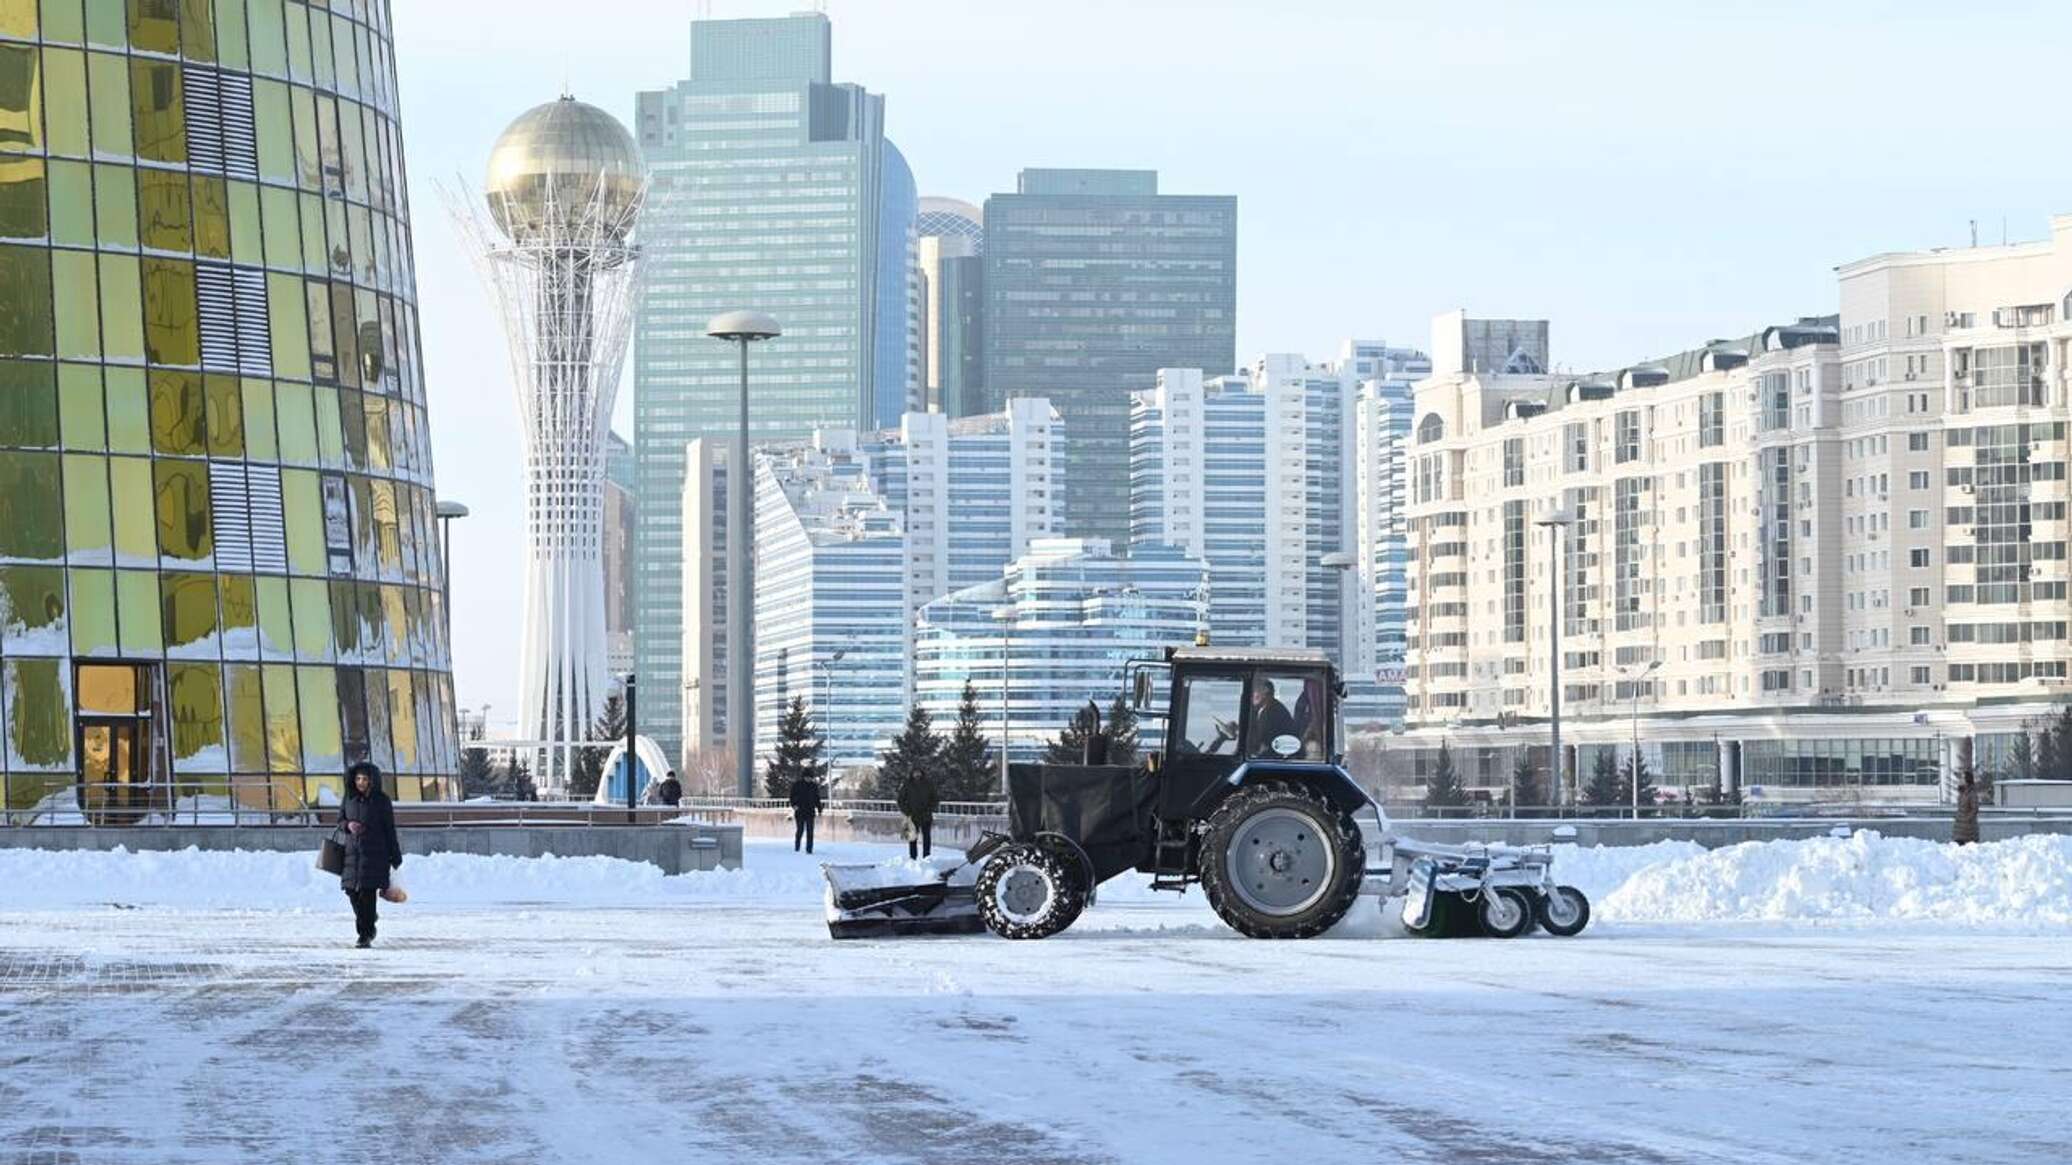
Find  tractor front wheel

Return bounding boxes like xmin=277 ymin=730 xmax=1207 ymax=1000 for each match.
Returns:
xmin=1478 ymin=887 xmax=1536 ymax=938
xmin=1200 ymin=782 xmax=1363 ymax=939
xmin=975 ymin=842 xmax=1086 ymax=940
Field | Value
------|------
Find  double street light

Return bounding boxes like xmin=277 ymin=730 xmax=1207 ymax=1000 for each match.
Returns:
xmin=1621 ymin=659 xmax=1664 ymax=819
xmin=1535 ymin=507 xmax=1573 ymax=809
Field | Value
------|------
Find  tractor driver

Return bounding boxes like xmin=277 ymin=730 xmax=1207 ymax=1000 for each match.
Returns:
xmin=1249 ymin=680 xmax=1299 ymax=756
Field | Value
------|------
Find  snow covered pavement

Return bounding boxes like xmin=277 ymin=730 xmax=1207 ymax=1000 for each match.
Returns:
xmin=3 ymin=837 xmax=2070 ymax=1163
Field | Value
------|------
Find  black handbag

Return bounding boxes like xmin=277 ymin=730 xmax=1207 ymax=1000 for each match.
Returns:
xmin=317 ymin=828 xmax=347 ymax=875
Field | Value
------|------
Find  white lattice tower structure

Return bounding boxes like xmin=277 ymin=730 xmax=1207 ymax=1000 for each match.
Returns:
xmin=451 ymin=98 xmax=645 ymax=792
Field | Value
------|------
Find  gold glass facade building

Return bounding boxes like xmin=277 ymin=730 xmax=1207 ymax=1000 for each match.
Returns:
xmin=0 ymin=0 xmax=456 ymax=819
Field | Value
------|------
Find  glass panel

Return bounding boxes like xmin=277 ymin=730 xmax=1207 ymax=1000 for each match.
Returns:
xmin=371 ymin=479 xmax=397 ymax=574
xmin=152 ymin=458 xmax=211 ymax=562
xmin=386 ymin=666 xmax=415 ymax=771
xmin=142 ymin=256 xmax=198 ymax=365
xmin=267 ymin=271 xmax=309 ymax=377
xmin=224 ymin=662 xmax=265 ymax=771
xmin=39 ymin=47 xmax=89 ymax=158
xmin=61 ymin=452 xmax=111 ymax=562
xmin=160 ymin=570 xmax=217 ymax=656
xmin=1176 ymin=675 xmax=1244 ymax=756
xmin=67 ymin=566 xmax=116 ymax=654
xmin=240 ymin=375 xmax=274 ymax=459
xmin=296 ymin=664 xmax=340 ymax=772
xmin=281 ymin=0 xmax=307 ymax=81
xmin=51 ymin=250 xmax=100 ymax=357
xmin=104 ymin=365 xmax=148 ymax=451
xmin=226 ymin=177 xmax=258 ymax=262
xmin=335 ymin=665 xmax=367 ymax=765
xmin=259 ymin=181 xmax=296 ymax=270
xmin=168 ymin=662 xmax=227 ymax=774
xmin=279 ymin=466 xmax=322 ymax=573
xmin=252 ymin=77 xmax=292 ymax=183
xmin=179 ymin=0 xmax=215 ymax=63
xmin=0 ymin=357 xmax=57 ymax=446
xmin=136 ymin=166 xmax=193 ymax=252
xmin=83 ymin=0 xmax=122 ymax=46
xmin=0 ymin=564 xmax=66 ymax=652
xmin=288 ymin=574 xmax=329 ymax=658
xmin=273 ymin=378 xmax=315 ymax=462
xmin=107 ymin=452 xmax=152 ymax=563
xmin=379 ymin=582 xmax=403 ymax=659
xmin=0 ymin=449 xmax=62 ymax=561
xmin=217 ymin=571 xmax=255 ymax=656
xmin=57 ymin=363 xmax=104 ymax=449
xmin=254 ymin=573 xmax=291 ymax=657
xmin=203 ymin=373 xmax=242 ymax=455
xmin=210 ymin=0 xmax=244 ymax=71
xmin=40 ymin=0 xmax=82 ymax=44
xmin=5 ymin=658 xmax=72 ymax=770
xmin=354 ymin=581 xmax=380 ymax=663
xmin=313 ymin=384 xmax=341 ymax=463
xmin=114 ymin=566 xmax=158 ymax=652
xmin=0 ymin=243 xmax=53 ymax=356
xmin=124 ymin=0 xmax=178 ymax=52
xmin=148 ymin=368 xmax=204 ymax=453
xmin=328 ymin=577 xmax=357 ymax=659
xmin=297 ymin=189 xmax=323 ymax=269
xmin=189 ymin=173 xmax=229 ymax=257
xmin=260 ymin=662 xmax=299 ymax=773
xmin=77 ymin=660 xmax=138 ymax=712
xmin=246 ymin=0 xmax=285 ymax=77
xmin=97 ymin=253 xmax=145 ymax=360
xmin=0 ymin=1 xmax=36 ymax=36
xmin=0 ymin=157 xmax=46 ymax=240
xmin=47 ymin=160 xmax=94 ymax=244
xmin=289 ymin=81 xmax=317 ymax=188
xmin=129 ymin=58 xmax=184 ymax=163
xmin=87 ymin=50 xmax=132 ymax=158
xmin=92 ymin=161 xmax=137 ymax=247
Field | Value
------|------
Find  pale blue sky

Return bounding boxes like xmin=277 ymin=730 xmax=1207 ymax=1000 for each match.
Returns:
xmin=396 ymin=0 xmax=2072 ymax=715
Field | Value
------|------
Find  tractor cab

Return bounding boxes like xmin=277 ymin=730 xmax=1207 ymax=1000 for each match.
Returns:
xmin=1132 ymin=647 xmax=1343 ymax=822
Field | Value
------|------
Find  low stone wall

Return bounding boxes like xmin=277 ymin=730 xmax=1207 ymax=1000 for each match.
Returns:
xmin=0 ymin=823 xmax=743 ymax=874
xmin=726 ymin=805 xmax=2072 ymax=851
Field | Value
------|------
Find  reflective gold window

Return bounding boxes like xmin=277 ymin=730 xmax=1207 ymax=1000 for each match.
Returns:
xmin=93 ymin=162 xmax=138 ymax=248
xmin=386 ymin=666 xmax=416 ymax=771
xmin=5 ymin=659 xmax=71 ymax=771
xmin=304 ymin=280 xmax=334 ymax=380
xmin=107 ymin=453 xmax=153 ymax=563
xmin=190 ymin=173 xmax=229 ymax=257
xmin=98 ymin=253 xmax=146 ymax=360
xmin=218 ymin=571 xmax=256 ymax=658
xmin=255 ymin=574 xmax=292 ymax=658
xmin=39 ymin=0 xmax=84 ymax=45
xmin=337 ymin=387 xmax=364 ymax=468
xmin=0 ymin=43 xmax=40 ymax=154
xmin=142 ymin=256 xmax=199 ymax=366
xmin=282 ymin=0 xmax=309 ymax=83
xmin=204 ymin=373 xmax=242 ymax=455
xmin=83 ymin=0 xmax=124 ymax=48
xmin=296 ymin=664 xmax=341 ymax=772
xmin=148 ymin=368 xmax=204 ymax=453
xmin=136 ymin=166 xmax=193 ymax=252
xmin=125 ymin=0 xmax=177 ymax=55
xmin=370 ymin=479 xmax=399 ymax=574
xmin=246 ymin=0 xmax=285 ymax=77
xmin=0 ymin=0 xmax=35 ymax=38
xmin=288 ymin=80 xmax=318 ymax=188
xmin=211 ymin=0 xmax=245 ymax=70
xmin=46 ymin=160 xmax=94 ymax=244
xmin=297 ymin=189 xmax=324 ymax=269
xmin=240 ymin=376 xmax=275 ymax=459
xmin=289 ymin=575 xmax=330 ymax=659
xmin=279 ymin=466 xmax=323 ymax=573
xmin=267 ymin=271 xmax=309 ymax=377
xmin=328 ymin=577 xmax=359 ymax=660
xmin=226 ymin=178 xmax=259 ymax=262
xmin=260 ymin=662 xmax=300 ymax=773
xmin=40 ymin=47 xmax=88 ymax=157
xmin=60 ymin=452 xmax=111 ymax=562
xmin=152 ymin=458 xmax=211 ymax=561
xmin=0 ymin=244 xmax=53 ymax=356
xmin=167 ymin=662 xmax=227 ymax=774
xmin=51 ymin=250 xmax=101 ymax=358
xmin=0 ymin=449 xmax=62 ymax=561
xmin=160 ymin=570 xmax=218 ymax=657
xmin=86 ymin=50 xmax=132 ymax=158
xmin=68 ymin=566 xmax=117 ymax=655
xmin=0 ymin=564 xmax=66 ymax=653
xmin=225 ymin=663 xmax=266 ymax=772
xmin=273 ymin=379 xmax=315 ymax=463
xmin=363 ymin=662 xmax=392 ymax=769
xmin=113 ymin=566 xmax=159 ymax=653
xmin=253 ymin=77 xmax=293 ymax=183
xmin=103 ymin=365 xmax=149 ymax=453
xmin=178 ymin=0 xmax=214 ymax=63
xmin=260 ymin=182 xmax=298 ymax=269
xmin=129 ymin=59 xmax=184 ymax=164
xmin=0 ymin=357 xmax=57 ymax=447
xmin=0 ymin=156 xmax=46 ymax=240
xmin=58 ymin=363 xmax=106 ymax=449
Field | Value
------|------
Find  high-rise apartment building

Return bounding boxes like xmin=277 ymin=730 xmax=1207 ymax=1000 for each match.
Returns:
xmin=1347 ymin=341 xmax=1430 ymax=727
xmin=1129 ymin=357 xmax=1360 ymax=662
xmin=983 ymin=169 xmax=1235 ymax=543
xmin=0 ymin=1 xmax=457 ymax=819
xmin=913 ymin=538 xmax=1208 ymax=764
xmin=678 ymin=405 xmax=1062 ymax=768
xmin=1400 ymin=219 xmax=2072 ymax=803
xmin=914 ymin=197 xmax=984 ymax=417
xmin=603 ymin=431 xmax=634 ymax=681
xmin=632 ymin=12 xmax=917 ymax=758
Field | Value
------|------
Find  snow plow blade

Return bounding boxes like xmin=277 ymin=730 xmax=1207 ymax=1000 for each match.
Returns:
xmin=822 ymin=863 xmax=985 ymax=939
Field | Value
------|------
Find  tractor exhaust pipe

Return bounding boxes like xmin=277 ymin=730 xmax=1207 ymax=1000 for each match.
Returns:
xmin=1082 ymin=700 xmax=1109 ymax=766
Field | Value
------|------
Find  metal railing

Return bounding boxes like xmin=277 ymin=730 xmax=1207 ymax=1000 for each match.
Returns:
xmin=1 ymin=783 xmax=736 ymax=830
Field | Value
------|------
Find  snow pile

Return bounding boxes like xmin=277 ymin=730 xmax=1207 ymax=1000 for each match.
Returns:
xmin=1549 ymin=839 xmax=1707 ymax=903
xmin=1601 ymin=832 xmax=2072 ymax=926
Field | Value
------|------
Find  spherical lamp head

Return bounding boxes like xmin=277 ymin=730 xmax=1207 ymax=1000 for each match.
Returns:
xmin=484 ymin=96 xmax=644 ymax=244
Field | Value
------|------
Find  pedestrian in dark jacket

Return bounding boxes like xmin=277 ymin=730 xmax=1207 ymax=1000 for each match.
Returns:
xmin=336 ymin=761 xmax=402 ymax=948
xmin=657 ymin=772 xmax=683 ymax=807
xmin=1954 ymin=772 xmax=1981 ymax=846
xmin=788 ymin=775 xmax=824 ymax=853
xmin=897 ymin=771 xmax=939 ymax=860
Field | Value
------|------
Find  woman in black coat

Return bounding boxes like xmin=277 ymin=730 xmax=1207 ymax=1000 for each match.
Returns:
xmin=336 ymin=761 xmax=402 ymax=948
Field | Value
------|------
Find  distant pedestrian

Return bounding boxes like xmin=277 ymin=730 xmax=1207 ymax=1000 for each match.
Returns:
xmin=1954 ymin=772 xmax=1980 ymax=846
xmin=336 ymin=761 xmax=402 ymax=948
xmin=789 ymin=774 xmax=823 ymax=853
xmin=898 ymin=771 xmax=939 ymax=860
xmin=657 ymin=770 xmax=683 ymax=807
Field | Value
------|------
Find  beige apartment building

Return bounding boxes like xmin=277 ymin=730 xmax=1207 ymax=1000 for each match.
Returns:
xmin=1400 ymin=219 xmax=2072 ymax=805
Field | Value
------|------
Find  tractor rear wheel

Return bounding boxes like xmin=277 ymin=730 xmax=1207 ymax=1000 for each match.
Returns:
xmin=1535 ymin=885 xmax=1591 ymax=937
xmin=1200 ymin=781 xmax=1363 ymax=939
xmin=975 ymin=842 xmax=1086 ymax=940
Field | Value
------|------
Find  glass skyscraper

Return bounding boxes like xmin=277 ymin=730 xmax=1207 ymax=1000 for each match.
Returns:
xmin=982 ymin=169 xmax=1236 ymax=545
xmin=632 ymin=12 xmax=915 ymax=759
xmin=0 ymin=0 xmax=456 ymax=822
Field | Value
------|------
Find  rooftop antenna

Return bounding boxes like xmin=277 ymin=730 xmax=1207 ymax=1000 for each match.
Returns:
xmin=1969 ymin=219 xmax=1978 ymax=248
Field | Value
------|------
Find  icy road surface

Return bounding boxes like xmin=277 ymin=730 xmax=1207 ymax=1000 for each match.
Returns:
xmin=2 ymin=839 xmax=2069 ymax=1164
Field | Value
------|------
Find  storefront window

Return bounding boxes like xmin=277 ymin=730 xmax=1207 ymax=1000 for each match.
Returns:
xmin=296 ymin=664 xmax=341 ymax=773
xmin=167 ymin=661 xmax=228 ymax=774
xmin=260 ymin=662 xmax=300 ymax=774
xmin=254 ymin=574 xmax=292 ymax=658
xmin=224 ymin=663 xmax=266 ymax=773
xmin=4 ymin=658 xmax=71 ymax=771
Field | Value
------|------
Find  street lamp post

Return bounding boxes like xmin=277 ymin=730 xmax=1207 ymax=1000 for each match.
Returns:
xmin=706 ymin=310 xmax=781 ymax=798
xmin=1622 ymin=659 xmax=1663 ymax=818
xmin=991 ymin=605 xmax=1017 ymax=795
xmin=815 ymin=647 xmax=847 ymax=775
xmin=434 ymin=500 xmax=469 ymax=652
xmin=1534 ymin=507 xmax=1573 ymax=809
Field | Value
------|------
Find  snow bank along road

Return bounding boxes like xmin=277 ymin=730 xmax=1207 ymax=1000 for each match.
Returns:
xmin=2 ymin=835 xmax=2069 ymax=1164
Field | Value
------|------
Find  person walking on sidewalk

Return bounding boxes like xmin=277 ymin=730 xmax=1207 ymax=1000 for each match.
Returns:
xmin=657 ymin=770 xmax=684 ymax=807
xmin=1954 ymin=771 xmax=1981 ymax=846
xmin=788 ymin=773 xmax=824 ymax=854
xmin=336 ymin=761 xmax=402 ymax=948
xmin=898 ymin=770 xmax=939 ymax=860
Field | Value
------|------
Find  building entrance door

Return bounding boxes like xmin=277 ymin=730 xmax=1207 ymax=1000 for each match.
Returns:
xmin=75 ymin=663 xmax=165 ymax=825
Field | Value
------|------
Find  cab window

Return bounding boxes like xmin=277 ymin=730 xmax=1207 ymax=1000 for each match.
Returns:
xmin=1175 ymin=674 xmax=1244 ymax=756
xmin=1253 ymin=671 xmax=1327 ymax=759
